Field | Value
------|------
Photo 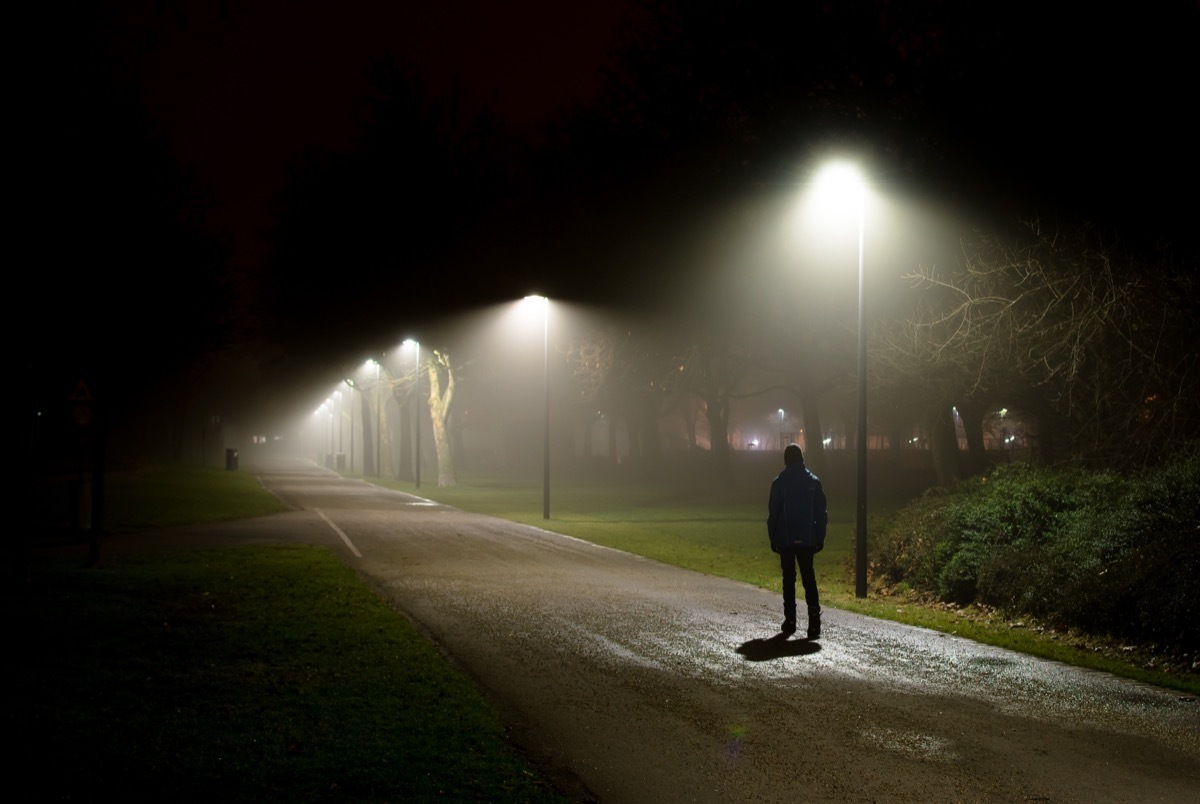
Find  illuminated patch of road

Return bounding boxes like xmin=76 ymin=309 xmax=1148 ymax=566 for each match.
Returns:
xmin=859 ymin=727 xmax=959 ymax=763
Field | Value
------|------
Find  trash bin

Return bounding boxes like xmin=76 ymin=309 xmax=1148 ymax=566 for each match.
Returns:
xmin=336 ymin=452 xmax=346 ymax=470
xmin=225 ymin=448 xmax=239 ymax=471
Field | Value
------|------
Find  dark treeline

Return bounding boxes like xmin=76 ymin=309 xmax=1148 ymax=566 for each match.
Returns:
xmin=23 ymin=1 xmax=230 ymax=465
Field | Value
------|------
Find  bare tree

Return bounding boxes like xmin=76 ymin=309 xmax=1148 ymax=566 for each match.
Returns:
xmin=892 ymin=221 xmax=1198 ymax=468
xmin=425 ymin=349 xmax=458 ymax=486
xmin=568 ymin=324 xmax=685 ymax=469
xmin=675 ymin=307 xmax=766 ymax=480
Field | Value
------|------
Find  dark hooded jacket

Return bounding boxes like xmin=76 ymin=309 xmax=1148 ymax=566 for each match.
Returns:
xmin=767 ymin=461 xmax=828 ymax=552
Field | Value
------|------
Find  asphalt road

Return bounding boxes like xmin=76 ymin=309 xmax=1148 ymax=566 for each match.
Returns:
xmin=149 ymin=457 xmax=1199 ymax=802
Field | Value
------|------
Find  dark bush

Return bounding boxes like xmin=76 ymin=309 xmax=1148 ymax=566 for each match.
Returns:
xmin=871 ymin=487 xmax=955 ymax=591
xmin=871 ymin=445 xmax=1200 ymax=652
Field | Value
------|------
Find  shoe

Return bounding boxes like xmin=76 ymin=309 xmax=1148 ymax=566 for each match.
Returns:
xmin=781 ymin=618 xmax=797 ymax=635
xmin=806 ymin=607 xmax=821 ymax=640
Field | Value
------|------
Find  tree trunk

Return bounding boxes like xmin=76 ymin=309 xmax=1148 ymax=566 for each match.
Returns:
xmin=683 ymin=400 xmax=697 ymax=450
xmin=396 ymin=397 xmax=412 ymax=480
xmin=957 ymin=402 xmax=988 ymax=476
xmin=801 ymin=390 xmax=825 ymax=473
xmin=430 ymin=407 xmax=455 ymax=486
xmin=379 ymin=395 xmax=396 ymax=478
xmin=426 ymin=351 xmax=457 ymax=487
xmin=705 ymin=399 xmax=731 ymax=480
xmin=608 ymin=409 xmax=619 ymax=463
xmin=360 ymin=392 xmax=375 ymax=476
xmin=1031 ymin=404 xmax=1060 ymax=466
xmin=638 ymin=393 xmax=663 ymax=471
xmin=928 ymin=404 xmax=961 ymax=485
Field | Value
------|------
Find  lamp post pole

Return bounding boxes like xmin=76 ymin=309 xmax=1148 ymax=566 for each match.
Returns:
xmin=854 ymin=185 xmax=868 ymax=599
xmin=521 ymin=295 xmax=552 ymax=519
xmin=336 ymin=390 xmax=343 ymax=461
xmin=809 ymin=162 xmax=869 ymax=597
xmin=348 ymin=381 xmax=355 ymax=474
xmin=411 ymin=340 xmax=421 ymax=490
xmin=375 ymin=359 xmax=382 ymax=477
xmin=542 ymin=299 xmax=550 ymax=520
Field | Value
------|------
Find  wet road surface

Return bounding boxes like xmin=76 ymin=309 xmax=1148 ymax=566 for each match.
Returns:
xmin=155 ymin=458 xmax=1199 ymax=802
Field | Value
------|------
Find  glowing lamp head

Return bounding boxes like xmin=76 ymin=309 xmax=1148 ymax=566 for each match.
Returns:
xmin=811 ymin=161 xmax=865 ymax=209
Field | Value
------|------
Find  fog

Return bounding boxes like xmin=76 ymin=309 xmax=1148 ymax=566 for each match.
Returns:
xmin=194 ymin=185 xmax=976 ymax=503
xmin=32 ymin=150 xmax=1129 ymax=507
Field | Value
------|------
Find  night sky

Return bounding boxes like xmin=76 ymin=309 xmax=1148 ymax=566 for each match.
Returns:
xmin=119 ymin=1 xmax=633 ymax=273
xmin=24 ymin=1 xmax=1198 ymax=439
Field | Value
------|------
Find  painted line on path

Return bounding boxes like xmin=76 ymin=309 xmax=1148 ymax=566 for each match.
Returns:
xmin=314 ymin=508 xmax=363 ymax=557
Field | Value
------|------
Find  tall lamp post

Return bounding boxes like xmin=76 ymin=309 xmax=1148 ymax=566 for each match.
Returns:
xmin=346 ymin=380 xmax=356 ymax=474
xmin=374 ymin=358 xmax=382 ymax=477
xmin=813 ymin=162 xmax=869 ymax=598
xmin=335 ymin=389 xmax=343 ymax=468
xmin=403 ymin=339 xmax=421 ymax=489
xmin=524 ymin=295 xmax=550 ymax=520
xmin=854 ymin=178 xmax=867 ymax=599
xmin=326 ymin=400 xmax=334 ymax=467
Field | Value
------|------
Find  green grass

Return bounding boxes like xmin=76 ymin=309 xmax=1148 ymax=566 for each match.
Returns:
xmin=106 ymin=465 xmax=291 ymax=528
xmin=388 ymin=471 xmax=1199 ymax=695
xmin=13 ymin=545 xmax=565 ymax=802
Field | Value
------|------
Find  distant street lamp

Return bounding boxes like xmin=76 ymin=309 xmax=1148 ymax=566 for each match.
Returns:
xmin=335 ymin=389 xmax=343 ymax=465
xmin=345 ymin=379 xmax=356 ymax=473
xmin=523 ymin=295 xmax=550 ymax=520
xmin=812 ymin=161 xmax=869 ymax=598
xmin=374 ymin=358 xmax=382 ymax=476
xmin=326 ymin=399 xmax=334 ymax=467
xmin=403 ymin=338 xmax=421 ymax=489
xmin=778 ymin=408 xmax=785 ymax=449
xmin=313 ymin=404 xmax=329 ymax=463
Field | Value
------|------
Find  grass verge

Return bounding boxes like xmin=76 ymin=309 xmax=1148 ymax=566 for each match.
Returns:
xmin=387 ymin=471 xmax=1199 ymax=695
xmin=105 ymin=465 xmax=291 ymax=528
xmin=13 ymin=545 xmax=566 ymax=802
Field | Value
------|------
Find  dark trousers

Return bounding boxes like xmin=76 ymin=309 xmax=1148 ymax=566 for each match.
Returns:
xmin=780 ymin=547 xmax=819 ymax=616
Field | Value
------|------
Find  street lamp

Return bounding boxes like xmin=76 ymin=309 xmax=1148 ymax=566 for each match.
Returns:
xmin=523 ymin=295 xmax=550 ymax=520
xmin=335 ymin=389 xmax=343 ymax=468
xmin=403 ymin=339 xmax=421 ymax=489
xmin=345 ymin=379 xmax=356 ymax=474
xmin=325 ymin=399 xmax=334 ymax=468
xmin=812 ymin=161 xmax=869 ymax=598
xmin=374 ymin=358 xmax=382 ymax=476
xmin=313 ymin=404 xmax=328 ymax=464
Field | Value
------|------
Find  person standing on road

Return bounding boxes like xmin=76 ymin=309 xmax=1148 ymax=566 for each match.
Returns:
xmin=767 ymin=444 xmax=828 ymax=638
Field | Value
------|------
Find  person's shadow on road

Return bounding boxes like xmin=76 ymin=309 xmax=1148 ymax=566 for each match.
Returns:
xmin=736 ymin=633 xmax=822 ymax=661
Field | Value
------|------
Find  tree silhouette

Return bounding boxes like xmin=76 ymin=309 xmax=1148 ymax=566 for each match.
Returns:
xmin=889 ymin=220 xmax=1199 ymax=469
xmin=24 ymin=1 xmax=228 ymax=461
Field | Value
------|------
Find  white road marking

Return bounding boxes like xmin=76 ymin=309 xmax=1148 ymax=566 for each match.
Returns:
xmin=314 ymin=508 xmax=362 ymax=557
